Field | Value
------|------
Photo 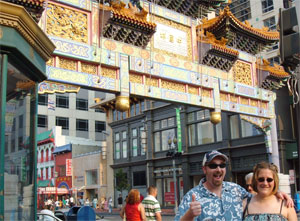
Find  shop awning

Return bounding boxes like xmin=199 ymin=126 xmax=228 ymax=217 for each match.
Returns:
xmin=53 ymin=144 xmax=72 ymax=154
xmin=286 ymin=142 xmax=298 ymax=159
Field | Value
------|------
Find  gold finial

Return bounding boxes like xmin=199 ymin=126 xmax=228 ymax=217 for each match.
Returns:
xmin=210 ymin=111 xmax=222 ymax=124
xmin=115 ymin=95 xmax=130 ymax=112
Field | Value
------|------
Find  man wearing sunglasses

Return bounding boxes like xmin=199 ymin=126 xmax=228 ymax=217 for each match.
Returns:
xmin=174 ymin=150 xmax=293 ymax=221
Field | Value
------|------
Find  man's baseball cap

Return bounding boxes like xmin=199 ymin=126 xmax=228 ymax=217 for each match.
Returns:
xmin=202 ymin=150 xmax=228 ymax=166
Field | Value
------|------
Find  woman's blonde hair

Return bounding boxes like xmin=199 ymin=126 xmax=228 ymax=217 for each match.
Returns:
xmin=252 ymin=161 xmax=279 ymax=195
xmin=126 ymin=189 xmax=140 ymax=205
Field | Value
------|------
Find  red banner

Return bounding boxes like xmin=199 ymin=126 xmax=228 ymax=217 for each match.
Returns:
xmin=66 ymin=159 xmax=72 ymax=176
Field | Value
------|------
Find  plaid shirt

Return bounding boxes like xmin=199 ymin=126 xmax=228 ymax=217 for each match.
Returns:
xmin=175 ymin=178 xmax=251 ymax=221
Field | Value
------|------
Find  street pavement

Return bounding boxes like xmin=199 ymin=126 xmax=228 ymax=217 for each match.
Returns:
xmin=96 ymin=213 xmax=175 ymax=221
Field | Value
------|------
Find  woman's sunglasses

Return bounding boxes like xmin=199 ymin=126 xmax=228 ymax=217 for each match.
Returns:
xmin=257 ymin=177 xmax=274 ymax=183
xmin=207 ymin=163 xmax=226 ymax=169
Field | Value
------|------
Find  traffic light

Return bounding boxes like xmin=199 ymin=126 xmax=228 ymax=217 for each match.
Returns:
xmin=166 ymin=150 xmax=174 ymax=157
xmin=174 ymin=152 xmax=182 ymax=158
xmin=279 ymin=7 xmax=300 ymax=70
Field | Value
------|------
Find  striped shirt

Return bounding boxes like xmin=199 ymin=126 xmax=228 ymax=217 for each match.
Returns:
xmin=142 ymin=195 xmax=161 ymax=220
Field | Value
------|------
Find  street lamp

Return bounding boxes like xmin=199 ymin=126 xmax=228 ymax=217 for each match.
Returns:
xmin=166 ymin=137 xmax=181 ymax=213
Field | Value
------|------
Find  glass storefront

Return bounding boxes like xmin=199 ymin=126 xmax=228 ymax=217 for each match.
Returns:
xmin=1 ymin=54 xmax=38 ymax=220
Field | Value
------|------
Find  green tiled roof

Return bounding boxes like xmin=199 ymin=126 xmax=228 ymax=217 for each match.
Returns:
xmin=37 ymin=130 xmax=54 ymax=142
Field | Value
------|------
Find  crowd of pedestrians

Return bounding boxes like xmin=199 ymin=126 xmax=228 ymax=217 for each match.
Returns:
xmin=40 ymin=150 xmax=298 ymax=221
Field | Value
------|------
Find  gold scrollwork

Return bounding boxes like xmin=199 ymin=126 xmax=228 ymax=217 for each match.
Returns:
xmin=230 ymin=95 xmax=238 ymax=103
xmin=81 ymin=62 xmax=97 ymax=74
xmin=241 ymin=97 xmax=248 ymax=105
xmin=188 ymin=86 xmax=198 ymax=95
xmin=261 ymin=101 xmax=267 ymax=109
xmin=59 ymin=57 xmax=77 ymax=71
xmin=100 ymin=67 xmax=117 ymax=79
xmin=129 ymin=73 xmax=143 ymax=84
xmin=220 ymin=92 xmax=229 ymax=101
xmin=145 ymin=77 xmax=158 ymax=87
xmin=46 ymin=57 xmax=54 ymax=66
xmin=201 ymin=88 xmax=211 ymax=97
xmin=161 ymin=80 xmax=185 ymax=92
xmin=233 ymin=60 xmax=252 ymax=86
xmin=47 ymin=3 xmax=88 ymax=43
xmin=250 ymin=99 xmax=258 ymax=107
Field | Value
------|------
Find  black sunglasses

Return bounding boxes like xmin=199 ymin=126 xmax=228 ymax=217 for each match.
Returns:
xmin=257 ymin=177 xmax=274 ymax=183
xmin=246 ymin=184 xmax=252 ymax=188
xmin=207 ymin=163 xmax=226 ymax=169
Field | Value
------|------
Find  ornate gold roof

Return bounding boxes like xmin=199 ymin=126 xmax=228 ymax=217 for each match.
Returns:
xmin=256 ymin=59 xmax=290 ymax=78
xmin=100 ymin=2 xmax=156 ymax=29
xmin=198 ymin=30 xmax=239 ymax=56
xmin=198 ymin=6 xmax=279 ymax=41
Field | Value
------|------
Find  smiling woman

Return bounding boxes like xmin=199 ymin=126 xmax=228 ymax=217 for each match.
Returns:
xmin=242 ymin=162 xmax=297 ymax=221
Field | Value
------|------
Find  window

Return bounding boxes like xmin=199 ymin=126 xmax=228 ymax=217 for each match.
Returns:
xmin=132 ymin=128 xmax=138 ymax=156
xmin=241 ymin=120 xmax=262 ymax=137
xmin=268 ymin=56 xmax=280 ymax=65
xmin=115 ymin=132 xmax=120 ymax=159
xmin=86 ymin=170 xmax=98 ymax=185
xmin=133 ymin=171 xmax=146 ymax=186
xmin=76 ymin=119 xmax=88 ymax=131
xmin=38 ymin=94 xmax=48 ymax=106
xmin=139 ymin=127 xmax=145 ymax=155
xmin=154 ymin=117 xmax=177 ymax=152
xmin=187 ymin=110 xmax=222 ymax=146
xmin=51 ymin=148 xmax=54 ymax=160
xmin=19 ymin=115 xmax=23 ymax=128
xmin=46 ymin=149 xmax=49 ymax=162
xmin=58 ymin=165 xmax=66 ymax=176
xmin=76 ymin=98 xmax=88 ymax=111
xmin=122 ymin=141 xmax=127 ymax=158
xmin=11 ymin=139 xmax=15 ymax=152
xmin=5 ymin=136 xmax=8 ymax=154
xmin=56 ymin=95 xmax=69 ymax=108
xmin=230 ymin=115 xmax=262 ymax=139
xmin=38 ymin=115 xmax=47 ymax=128
xmin=18 ymin=136 xmax=23 ymax=148
xmin=115 ymin=142 xmax=120 ymax=159
xmin=263 ymin=16 xmax=276 ymax=30
xmin=56 ymin=117 xmax=69 ymax=130
xmin=95 ymin=121 xmax=106 ymax=132
xmin=261 ymin=0 xmax=274 ymax=13
xmin=230 ymin=115 xmax=240 ymax=139
xmin=19 ymin=99 xmax=24 ymax=107
xmin=113 ymin=110 xmax=117 ymax=121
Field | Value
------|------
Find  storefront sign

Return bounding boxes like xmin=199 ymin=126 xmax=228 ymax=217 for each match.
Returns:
xmin=165 ymin=192 xmax=175 ymax=203
xmin=38 ymin=187 xmax=68 ymax=194
xmin=66 ymin=159 xmax=72 ymax=176
xmin=176 ymin=108 xmax=182 ymax=152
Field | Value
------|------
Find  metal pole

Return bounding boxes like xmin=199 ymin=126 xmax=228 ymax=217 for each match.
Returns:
xmin=172 ymin=158 xmax=178 ymax=213
xmin=0 ymin=54 xmax=8 ymax=220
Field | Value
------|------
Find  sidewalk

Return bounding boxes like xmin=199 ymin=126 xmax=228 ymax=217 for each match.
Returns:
xmin=95 ymin=208 xmax=175 ymax=216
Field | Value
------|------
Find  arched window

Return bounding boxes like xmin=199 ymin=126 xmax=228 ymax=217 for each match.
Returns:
xmin=51 ymin=147 xmax=54 ymax=160
xmin=46 ymin=167 xmax=49 ymax=180
xmin=46 ymin=149 xmax=49 ymax=162
xmin=41 ymin=150 xmax=44 ymax=162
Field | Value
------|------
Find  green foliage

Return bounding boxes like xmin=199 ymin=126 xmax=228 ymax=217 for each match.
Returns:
xmin=115 ymin=169 xmax=130 ymax=193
